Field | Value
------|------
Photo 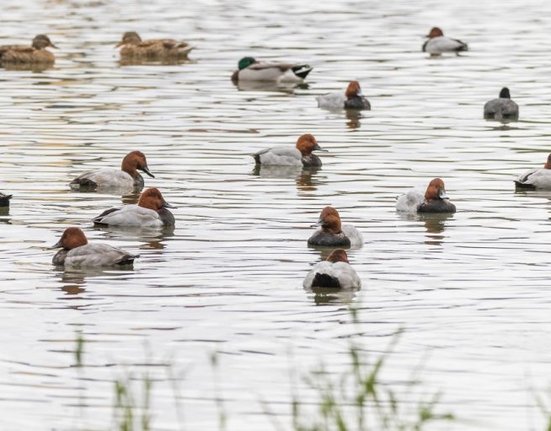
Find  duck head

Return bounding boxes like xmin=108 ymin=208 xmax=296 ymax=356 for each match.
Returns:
xmin=499 ymin=87 xmax=511 ymax=99
xmin=121 ymin=151 xmax=155 ymax=179
xmin=345 ymin=81 xmax=363 ymax=99
xmin=326 ymin=249 xmax=349 ymax=263
xmin=138 ymin=187 xmax=174 ymax=211
xmin=53 ymin=227 xmax=88 ymax=250
xmin=544 ymin=154 xmax=551 ymax=169
xmin=33 ymin=34 xmax=57 ymax=49
xmin=238 ymin=56 xmax=257 ymax=70
xmin=313 ymin=206 xmax=343 ymax=234
xmin=296 ymin=134 xmax=325 ymax=156
xmin=426 ymin=27 xmax=444 ymax=38
xmin=425 ymin=178 xmax=449 ymax=201
xmin=117 ymin=31 xmax=142 ymax=47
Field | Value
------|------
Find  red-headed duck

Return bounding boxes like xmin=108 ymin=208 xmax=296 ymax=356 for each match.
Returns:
xmin=116 ymin=32 xmax=193 ymax=62
xmin=93 ymin=187 xmax=175 ymax=228
xmin=317 ymin=81 xmax=371 ymax=111
xmin=303 ymin=249 xmax=361 ymax=290
xmin=52 ymin=227 xmax=138 ymax=267
xmin=307 ymin=206 xmax=364 ymax=248
xmin=231 ymin=56 xmax=313 ymax=84
xmin=396 ymin=178 xmax=456 ymax=213
xmin=515 ymin=153 xmax=551 ymax=190
xmin=0 ymin=34 xmax=56 ymax=66
xmin=70 ymin=150 xmax=154 ymax=192
xmin=253 ymin=134 xmax=326 ymax=168
xmin=484 ymin=87 xmax=519 ymax=122
xmin=422 ymin=27 xmax=468 ymax=55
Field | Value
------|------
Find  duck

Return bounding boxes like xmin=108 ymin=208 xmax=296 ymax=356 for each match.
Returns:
xmin=307 ymin=206 xmax=363 ymax=248
xmin=92 ymin=187 xmax=175 ymax=228
xmin=396 ymin=178 xmax=456 ymax=214
xmin=252 ymin=134 xmax=326 ymax=168
xmin=70 ymin=150 xmax=154 ymax=192
xmin=514 ymin=154 xmax=551 ymax=190
xmin=422 ymin=27 xmax=468 ymax=55
xmin=52 ymin=227 xmax=138 ymax=268
xmin=231 ymin=56 xmax=313 ymax=84
xmin=116 ymin=31 xmax=193 ymax=62
xmin=316 ymin=81 xmax=371 ymax=111
xmin=303 ymin=249 xmax=361 ymax=290
xmin=0 ymin=192 xmax=12 ymax=207
xmin=483 ymin=87 xmax=519 ymax=122
xmin=0 ymin=34 xmax=56 ymax=65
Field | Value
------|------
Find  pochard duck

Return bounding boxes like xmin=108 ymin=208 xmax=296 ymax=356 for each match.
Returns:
xmin=0 ymin=34 xmax=57 ymax=66
xmin=116 ymin=32 xmax=193 ymax=61
xmin=396 ymin=178 xmax=456 ymax=213
xmin=422 ymin=27 xmax=468 ymax=55
xmin=52 ymin=227 xmax=138 ymax=268
xmin=316 ymin=81 xmax=371 ymax=110
xmin=515 ymin=154 xmax=551 ymax=190
xmin=307 ymin=206 xmax=363 ymax=248
xmin=253 ymin=134 xmax=326 ymax=168
xmin=484 ymin=87 xmax=519 ymax=122
xmin=93 ymin=187 xmax=175 ymax=228
xmin=70 ymin=150 xmax=154 ymax=192
xmin=231 ymin=56 xmax=313 ymax=84
xmin=303 ymin=249 xmax=361 ymax=290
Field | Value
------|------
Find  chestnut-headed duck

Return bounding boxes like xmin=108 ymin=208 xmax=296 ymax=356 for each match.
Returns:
xmin=422 ymin=27 xmax=468 ymax=55
xmin=303 ymin=249 xmax=361 ymax=290
xmin=396 ymin=178 xmax=456 ymax=214
xmin=317 ymin=81 xmax=371 ymax=111
xmin=93 ymin=187 xmax=175 ymax=228
xmin=0 ymin=34 xmax=56 ymax=65
xmin=116 ymin=32 xmax=193 ymax=62
xmin=515 ymin=154 xmax=551 ymax=190
xmin=484 ymin=87 xmax=519 ymax=122
xmin=231 ymin=56 xmax=313 ymax=84
xmin=70 ymin=150 xmax=154 ymax=192
xmin=0 ymin=192 xmax=12 ymax=207
xmin=253 ymin=134 xmax=326 ymax=168
xmin=307 ymin=206 xmax=363 ymax=248
xmin=52 ymin=227 xmax=138 ymax=268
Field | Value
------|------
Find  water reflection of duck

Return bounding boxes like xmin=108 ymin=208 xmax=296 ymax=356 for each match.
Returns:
xmin=397 ymin=212 xmax=454 ymax=246
xmin=233 ymin=79 xmax=306 ymax=93
xmin=252 ymin=164 xmax=321 ymax=192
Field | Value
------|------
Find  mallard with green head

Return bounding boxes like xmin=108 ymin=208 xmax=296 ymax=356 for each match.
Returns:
xmin=231 ymin=56 xmax=313 ymax=84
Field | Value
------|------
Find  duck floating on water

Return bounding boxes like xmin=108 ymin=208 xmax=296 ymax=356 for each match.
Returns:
xmin=231 ymin=56 xmax=313 ymax=84
xmin=422 ymin=27 xmax=468 ymax=56
xmin=396 ymin=178 xmax=456 ymax=214
xmin=0 ymin=34 xmax=56 ymax=66
xmin=303 ymin=249 xmax=361 ymax=290
xmin=484 ymin=87 xmax=519 ymax=122
xmin=117 ymin=31 xmax=193 ymax=62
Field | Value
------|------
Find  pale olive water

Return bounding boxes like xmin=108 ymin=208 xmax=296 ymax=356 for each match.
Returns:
xmin=1 ymin=0 xmax=551 ymax=430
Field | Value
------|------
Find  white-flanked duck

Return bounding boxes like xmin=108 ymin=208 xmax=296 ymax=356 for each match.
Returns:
xmin=396 ymin=178 xmax=456 ymax=214
xmin=303 ymin=249 xmax=361 ymax=290
xmin=253 ymin=134 xmax=326 ymax=168
xmin=422 ymin=27 xmax=468 ymax=55
xmin=231 ymin=56 xmax=312 ymax=84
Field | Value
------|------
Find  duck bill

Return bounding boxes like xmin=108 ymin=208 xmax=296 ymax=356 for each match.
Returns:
xmin=313 ymin=143 xmax=328 ymax=152
xmin=50 ymin=43 xmax=58 ymax=49
xmin=310 ymin=219 xmax=322 ymax=228
xmin=51 ymin=239 xmax=62 ymax=249
xmin=162 ymin=201 xmax=176 ymax=209
xmin=142 ymin=166 xmax=155 ymax=178
xmin=438 ymin=190 xmax=449 ymax=200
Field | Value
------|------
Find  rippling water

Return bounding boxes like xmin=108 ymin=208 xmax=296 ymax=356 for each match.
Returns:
xmin=2 ymin=0 xmax=551 ymax=429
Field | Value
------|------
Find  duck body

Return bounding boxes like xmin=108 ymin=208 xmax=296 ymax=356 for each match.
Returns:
xmin=396 ymin=178 xmax=456 ymax=214
xmin=0 ymin=35 xmax=56 ymax=65
xmin=70 ymin=150 xmax=154 ymax=192
xmin=307 ymin=206 xmax=363 ymax=248
xmin=232 ymin=56 xmax=312 ymax=83
xmin=422 ymin=27 xmax=468 ymax=55
xmin=303 ymin=249 xmax=361 ymax=290
xmin=253 ymin=134 xmax=324 ymax=168
xmin=117 ymin=32 xmax=193 ymax=62
xmin=92 ymin=187 xmax=175 ymax=228
xmin=484 ymin=87 xmax=519 ymax=122
xmin=515 ymin=154 xmax=551 ymax=190
xmin=52 ymin=227 xmax=137 ymax=268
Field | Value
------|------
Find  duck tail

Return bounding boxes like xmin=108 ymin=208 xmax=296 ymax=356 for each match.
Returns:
xmin=514 ymin=180 xmax=535 ymax=190
xmin=292 ymin=64 xmax=313 ymax=79
xmin=312 ymin=273 xmax=341 ymax=288
xmin=117 ymin=254 xmax=139 ymax=266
